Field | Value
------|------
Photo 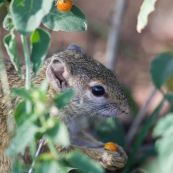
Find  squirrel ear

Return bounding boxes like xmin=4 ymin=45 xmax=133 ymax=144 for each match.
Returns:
xmin=67 ymin=44 xmax=86 ymax=54
xmin=46 ymin=59 xmax=69 ymax=92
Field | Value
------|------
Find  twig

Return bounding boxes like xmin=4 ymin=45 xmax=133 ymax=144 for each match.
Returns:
xmin=106 ymin=0 xmax=128 ymax=71
xmin=21 ymin=35 xmax=32 ymax=114
xmin=28 ymin=136 xmax=46 ymax=173
xmin=126 ymin=88 xmax=157 ymax=144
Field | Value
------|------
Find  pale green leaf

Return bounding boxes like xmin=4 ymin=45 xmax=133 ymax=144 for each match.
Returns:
xmin=54 ymin=89 xmax=75 ymax=109
xmin=35 ymin=161 xmax=67 ymax=173
xmin=3 ymin=13 xmax=14 ymax=30
xmin=67 ymin=150 xmax=104 ymax=173
xmin=10 ymin=0 xmax=54 ymax=35
xmin=137 ymin=0 xmax=157 ymax=33
xmin=141 ymin=157 xmax=163 ymax=173
xmin=153 ymin=113 xmax=173 ymax=137
xmin=10 ymin=158 xmax=24 ymax=173
xmin=153 ymin=113 xmax=173 ymax=173
xmin=46 ymin=120 xmax=70 ymax=147
xmin=3 ymin=32 xmax=23 ymax=77
xmin=6 ymin=120 xmax=38 ymax=155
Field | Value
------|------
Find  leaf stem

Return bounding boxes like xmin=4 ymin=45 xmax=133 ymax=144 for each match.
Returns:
xmin=21 ymin=35 xmax=32 ymax=113
xmin=47 ymin=136 xmax=59 ymax=158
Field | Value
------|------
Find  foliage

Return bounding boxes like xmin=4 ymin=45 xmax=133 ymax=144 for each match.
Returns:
xmin=0 ymin=0 xmax=103 ymax=173
xmin=137 ymin=0 xmax=158 ymax=33
xmin=42 ymin=5 xmax=87 ymax=32
xmin=123 ymin=48 xmax=173 ymax=173
xmin=95 ymin=117 xmax=126 ymax=147
xmin=121 ymin=2 xmax=173 ymax=173
xmin=10 ymin=0 xmax=54 ymax=35
xmin=152 ymin=113 xmax=173 ymax=173
xmin=150 ymin=52 xmax=173 ymax=89
xmin=123 ymin=45 xmax=173 ymax=172
xmin=123 ymin=101 xmax=164 ymax=173
xmin=3 ymin=30 xmax=22 ymax=77
xmin=30 ymin=28 xmax=51 ymax=75
xmin=66 ymin=150 xmax=104 ymax=173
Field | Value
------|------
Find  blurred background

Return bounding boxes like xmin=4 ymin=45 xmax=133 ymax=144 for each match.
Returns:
xmin=1 ymin=0 xmax=173 ymax=118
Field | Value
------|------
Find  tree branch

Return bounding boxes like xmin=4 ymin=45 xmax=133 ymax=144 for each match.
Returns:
xmin=126 ymin=88 xmax=157 ymax=144
xmin=106 ymin=0 xmax=128 ymax=71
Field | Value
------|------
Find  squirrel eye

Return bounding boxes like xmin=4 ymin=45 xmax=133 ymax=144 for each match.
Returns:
xmin=91 ymin=85 xmax=105 ymax=97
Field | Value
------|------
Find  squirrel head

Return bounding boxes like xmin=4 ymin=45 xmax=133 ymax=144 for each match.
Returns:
xmin=46 ymin=44 xmax=130 ymax=123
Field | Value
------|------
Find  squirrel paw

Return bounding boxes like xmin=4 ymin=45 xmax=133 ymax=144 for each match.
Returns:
xmin=75 ymin=144 xmax=127 ymax=171
xmin=98 ymin=144 xmax=128 ymax=170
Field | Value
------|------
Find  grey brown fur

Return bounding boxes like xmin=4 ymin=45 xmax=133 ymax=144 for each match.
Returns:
xmin=0 ymin=44 xmax=129 ymax=172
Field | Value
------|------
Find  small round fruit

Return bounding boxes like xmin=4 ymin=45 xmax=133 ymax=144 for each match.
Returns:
xmin=104 ymin=142 xmax=118 ymax=152
xmin=57 ymin=0 xmax=72 ymax=12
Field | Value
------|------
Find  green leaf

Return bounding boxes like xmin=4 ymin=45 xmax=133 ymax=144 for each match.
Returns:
xmin=153 ymin=113 xmax=173 ymax=138
xmin=95 ymin=117 xmax=125 ymax=147
xmin=12 ymin=88 xmax=32 ymax=100
xmin=3 ymin=32 xmax=23 ymax=77
xmin=133 ymin=100 xmax=164 ymax=152
xmin=14 ymin=101 xmax=27 ymax=126
xmin=0 ymin=0 xmax=5 ymax=7
xmin=54 ymin=89 xmax=75 ymax=109
xmin=164 ymin=94 xmax=173 ymax=105
xmin=150 ymin=52 xmax=173 ymax=89
xmin=6 ymin=120 xmax=38 ymax=155
xmin=10 ymin=0 xmax=54 ymax=35
xmin=137 ymin=0 xmax=157 ymax=33
xmin=35 ymin=160 xmax=68 ymax=173
xmin=67 ymin=150 xmax=104 ymax=173
xmin=152 ymin=113 xmax=173 ymax=173
xmin=3 ymin=13 xmax=14 ymax=30
xmin=140 ymin=157 xmax=162 ymax=173
xmin=124 ymin=100 xmax=164 ymax=172
xmin=10 ymin=158 xmax=24 ymax=173
xmin=46 ymin=120 xmax=70 ymax=147
xmin=40 ymin=80 xmax=49 ymax=92
xmin=42 ymin=5 xmax=87 ymax=32
xmin=30 ymin=28 xmax=51 ymax=75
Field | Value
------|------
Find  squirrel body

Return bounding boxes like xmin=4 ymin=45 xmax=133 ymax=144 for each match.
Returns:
xmin=0 ymin=44 xmax=129 ymax=172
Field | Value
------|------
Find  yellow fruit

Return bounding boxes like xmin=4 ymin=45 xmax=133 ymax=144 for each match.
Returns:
xmin=57 ymin=0 xmax=73 ymax=12
xmin=104 ymin=142 xmax=117 ymax=152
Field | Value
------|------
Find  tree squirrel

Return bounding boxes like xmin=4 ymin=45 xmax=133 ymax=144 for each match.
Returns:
xmin=0 ymin=44 xmax=130 ymax=172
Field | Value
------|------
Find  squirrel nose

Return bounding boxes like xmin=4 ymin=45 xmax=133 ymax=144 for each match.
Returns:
xmin=121 ymin=104 xmax=130 ymax=115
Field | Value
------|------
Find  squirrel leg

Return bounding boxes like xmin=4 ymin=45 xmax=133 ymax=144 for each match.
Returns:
xmin=34 ymin=133 xmax=127 ymax=171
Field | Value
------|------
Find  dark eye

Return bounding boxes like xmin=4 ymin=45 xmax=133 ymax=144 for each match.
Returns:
xmin=91 ymin=86 xmax=105 ymax=97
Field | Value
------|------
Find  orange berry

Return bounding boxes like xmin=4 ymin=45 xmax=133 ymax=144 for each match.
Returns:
xmin=57 ymin=0 xmax=73 ymax=12
xmin=104 ymin=142 xmax=118 ymax=152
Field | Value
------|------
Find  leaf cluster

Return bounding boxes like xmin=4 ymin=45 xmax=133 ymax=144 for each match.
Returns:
xmin=0 ymin=1 xmax=104 ymax=173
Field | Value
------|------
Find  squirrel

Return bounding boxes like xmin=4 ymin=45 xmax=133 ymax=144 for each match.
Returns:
xmin=0 ymin=44 xmax=130 ymax=172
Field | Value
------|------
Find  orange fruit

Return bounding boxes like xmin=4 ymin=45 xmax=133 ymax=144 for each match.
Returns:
xmin=104 ymin=142 xmax=118 ymax=152
xmin=57 ymin=0 xmax=73 ymax=12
